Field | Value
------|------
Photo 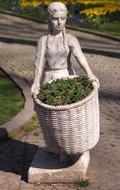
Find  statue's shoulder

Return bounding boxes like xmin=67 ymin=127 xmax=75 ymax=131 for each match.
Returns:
xmin=66 ymin=33 xmax=78 ymax=45
xmin=66 ymin=33 xmax=76 ymax=39
xmin=37 ymin=35 xmax=47 ymax=44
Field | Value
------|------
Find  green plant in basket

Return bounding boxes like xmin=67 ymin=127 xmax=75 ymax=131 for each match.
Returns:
xmin=38 ymin=76 xmax=93 ymax=106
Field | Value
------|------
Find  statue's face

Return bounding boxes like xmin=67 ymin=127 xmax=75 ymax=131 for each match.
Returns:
xmin=50 ymin=11 xmax=67 ymax=33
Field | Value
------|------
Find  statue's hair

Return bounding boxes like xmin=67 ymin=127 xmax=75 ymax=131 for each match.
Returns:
xmin=47 ymin=2 xmax=67 ymax=17
xmin=46 ymin=2 xmax=69 ymax=56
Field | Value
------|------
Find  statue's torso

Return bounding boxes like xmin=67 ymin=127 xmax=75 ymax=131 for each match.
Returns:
xmin=37 ymin=33 xmax=78 ymax=84
xmin=45 ymin=35 xmax=68 ymax=70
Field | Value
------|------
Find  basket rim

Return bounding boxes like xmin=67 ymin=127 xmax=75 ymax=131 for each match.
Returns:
xmin=34 ymin=77 xmax=98 ymax=111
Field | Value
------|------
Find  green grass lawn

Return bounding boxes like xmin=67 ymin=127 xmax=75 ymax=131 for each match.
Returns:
xmin=98 ymin=22 xmax=120 ymax=37
xmin=84 ymin=22 xmax=120 ymax=37
xmin=0 ymin=69 xmax=25 ymax=125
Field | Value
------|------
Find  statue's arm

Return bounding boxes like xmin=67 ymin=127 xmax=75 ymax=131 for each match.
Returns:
xmin=31 ymin=36 xmax=46 ymax=96
xmin=69 ymin=35 xmax=99 ymax=88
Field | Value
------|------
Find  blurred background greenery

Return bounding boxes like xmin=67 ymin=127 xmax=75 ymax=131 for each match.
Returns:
xmin=0 ymin=0 xmax=120 ymax=37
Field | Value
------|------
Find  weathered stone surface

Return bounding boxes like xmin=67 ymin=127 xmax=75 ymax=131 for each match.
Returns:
xmin=0 ymin=171 xmax=20 ymax=190
xmin=33 ymin=184 xmax=76 ymax=190
xmin=20 ymin=181 xmax=34 ymax=190
xmin=28 ymin=149 xmax=90 ymax=184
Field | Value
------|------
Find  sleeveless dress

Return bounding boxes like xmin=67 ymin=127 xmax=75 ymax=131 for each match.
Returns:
xmin=42 ymin=34 xmax=75 ymax=84
xmin=34 ymin=33 xmax=83 ymax=86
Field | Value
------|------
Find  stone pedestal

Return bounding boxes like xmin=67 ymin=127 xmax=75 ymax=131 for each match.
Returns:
xmin=28 ymin=148 xmax=90 ymax=184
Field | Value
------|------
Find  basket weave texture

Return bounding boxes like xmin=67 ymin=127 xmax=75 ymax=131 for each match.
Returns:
xmin=35 ymin=85 xmax=99 ymax=155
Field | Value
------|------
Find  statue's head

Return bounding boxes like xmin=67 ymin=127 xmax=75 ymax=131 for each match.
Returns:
xmin=47 ymin=2 xmax=67 ymax=33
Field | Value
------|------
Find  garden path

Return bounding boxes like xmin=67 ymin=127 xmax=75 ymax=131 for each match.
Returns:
xmin=0 ymin=12 xmax=120 ymax=190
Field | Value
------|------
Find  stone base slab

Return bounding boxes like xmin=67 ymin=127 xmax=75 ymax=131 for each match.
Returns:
xmin=28 ymin=148 xmax=90 ymax=184
xmin=0 ymin=171 xmax=21 ymax=190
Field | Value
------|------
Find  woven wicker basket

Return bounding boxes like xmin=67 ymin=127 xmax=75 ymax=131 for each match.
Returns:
xmin=34 ymin=77 xmax=100 ymax=155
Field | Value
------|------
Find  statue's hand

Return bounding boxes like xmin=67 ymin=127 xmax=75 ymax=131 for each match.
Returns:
xmin=31 ymin=83 xmax=40 ymax=98
xmin=89 ymin=75 xmax=100 ymax=89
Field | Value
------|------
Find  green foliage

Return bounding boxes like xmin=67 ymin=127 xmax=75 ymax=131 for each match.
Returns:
xmin=83 ymin=21 xmax=120 ymax=37
xmin=75 ymin=179 xmax=90 ymax=188
xmin=17 ymin=6 xmax=48 ymax=21
xmin=0 ymin=69 xmax=25 ymax=125
xmin=38 ymin=76 xmax=93 ymax=106
xmin=0 ymin=0 xmax=19 ymax=10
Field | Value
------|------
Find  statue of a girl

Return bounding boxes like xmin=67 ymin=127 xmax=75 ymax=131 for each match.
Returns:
xmin=31 ymin=2 xmax=99 ymax=163
xmin=31 ymin=2 xmax=99 ymax=96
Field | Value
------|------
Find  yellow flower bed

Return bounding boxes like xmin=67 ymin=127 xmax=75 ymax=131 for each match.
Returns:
xmin=19 ymin=0 xmax=120 ymax=20
xmin=19 ymin=0 xmax=120 ymax=9
xmin=19 ymin=0 xmax=120 ymax=7
xmin=19 ymin=0 xmax=69 ymax=7
xmin=75 ymin=0 xmax=109 ymax=5
xmin=79 ymin=0 xmax=120 ymax=17
xmin=20 ymin=0 xmax=42 ymax=7
xmin=80 ymin=5 xmax=120 ymax=17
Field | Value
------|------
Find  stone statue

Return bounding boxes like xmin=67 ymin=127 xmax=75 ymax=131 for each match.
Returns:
xmin=30 ymin=1 xmax=100 ymax=181
xmin=31 ymin=2 xmax=99 ymax=96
